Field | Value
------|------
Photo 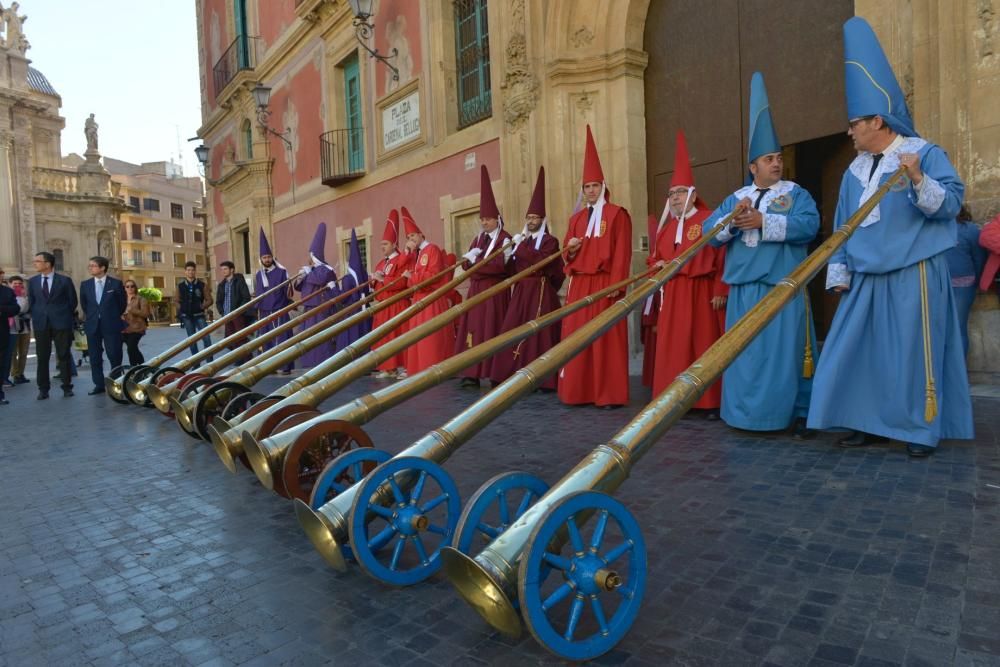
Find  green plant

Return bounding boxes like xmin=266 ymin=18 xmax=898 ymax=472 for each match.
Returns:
xmin=138 ymin=287 xmax=162 ymax=302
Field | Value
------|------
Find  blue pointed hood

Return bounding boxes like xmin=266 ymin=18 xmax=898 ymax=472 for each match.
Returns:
xmin=347 ymin=229 xmax=369 ymax=291
xmin=843 ymin=16 xmax=917 ymax=137
xmin=747 ymin=72 xmax=781 ymax=164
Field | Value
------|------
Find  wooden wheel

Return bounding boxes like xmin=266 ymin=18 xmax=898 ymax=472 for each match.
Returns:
xmin=277 ymin=419 xmax=374 ymax=501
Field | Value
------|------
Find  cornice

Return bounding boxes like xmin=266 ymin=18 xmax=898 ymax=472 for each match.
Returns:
xmin=546 ymin=48 xmax=649 ymax=86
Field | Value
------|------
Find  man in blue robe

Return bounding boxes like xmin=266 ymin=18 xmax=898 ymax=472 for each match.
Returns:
xmin=807 ymin=17 xmax=974 ymax=457
xmin=704 ymin=72 xmax=819 ymax=435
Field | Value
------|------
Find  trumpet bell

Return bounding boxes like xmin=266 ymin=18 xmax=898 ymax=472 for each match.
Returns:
xmin=441 ymin=547 xmax=523 ymax=638
xmin=207 ymin=422 xmax=239 ymax=473
xmin=294 ymin=498 xmax=349 ymax=572
xmin=243 ymin=430 xmax=275 ymax=489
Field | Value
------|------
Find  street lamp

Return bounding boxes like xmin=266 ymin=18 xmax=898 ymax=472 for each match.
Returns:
xmin=349 ymin=0 xmax=399 ymax=82
xmin=194 ymin=144 xmax=210 ymax=166
xmin=252 ymin=83 xmax=292 ymax=148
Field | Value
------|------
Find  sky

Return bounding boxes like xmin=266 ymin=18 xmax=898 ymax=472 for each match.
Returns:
xmin=24 ymin=0 xmax=203 ymax=177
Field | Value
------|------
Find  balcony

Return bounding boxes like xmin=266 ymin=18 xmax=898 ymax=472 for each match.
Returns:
xmin=320 ymin=128 xmax=366 ymax=187
xmin=213 ymin=35 xmax=260 ymax=97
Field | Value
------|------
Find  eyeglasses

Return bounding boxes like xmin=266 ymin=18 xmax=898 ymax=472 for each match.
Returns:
xmin=125 ymin=284 xmax=137 ymax=289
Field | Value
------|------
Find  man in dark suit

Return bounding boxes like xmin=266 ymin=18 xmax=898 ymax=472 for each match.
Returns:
xmin=79 ymin=256 xmax=127 ymax=395
xmin=27 ymin=251 xmax=78 ymax=399
xmin=0 ymin=281 xmax=23 ymax=405
xmin=215 ymin=260 xmax=252 ymax=364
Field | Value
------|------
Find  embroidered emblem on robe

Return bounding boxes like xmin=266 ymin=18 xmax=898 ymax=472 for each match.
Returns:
xmin=768 ymin=194 xmax=792 ymax=213
xmin=687 ymin=225 xmax=701 ymax=241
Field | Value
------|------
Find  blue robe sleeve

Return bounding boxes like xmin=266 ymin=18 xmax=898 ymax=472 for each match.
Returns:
xmin=826 ymin=171 xmax=854 ymax=290
xmin=908 ymin=146 xmax=964 ymax=222
xmin=767 ymin=186 xmax=819 ymax=244
xmin=704 ymin=195 xmax=739 ymax=247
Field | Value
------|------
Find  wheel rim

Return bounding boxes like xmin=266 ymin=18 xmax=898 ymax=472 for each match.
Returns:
xmin=309 ymin=448 xmax=392 ymax=510
xmin=347 ymin=456 xmax=461 ymax=586
xmin=123 ymin=365 xmax=156 ymax=405
xmin=105 ymin=364 xmax=132 ymax=403
xmin=193 ymin=382 xmax=249 ymax=441
xmin=278 ymin=419 xmax=372 ymax=501
xmin=229 ymin=397 xmax=283 ymax=471
xmin=517 ymin=490 xmax=646 ymax=661
xmin=220 ymin=392 xmax=265 ymax=422
xmin=454 ymin=471 xmax=549 ymax=557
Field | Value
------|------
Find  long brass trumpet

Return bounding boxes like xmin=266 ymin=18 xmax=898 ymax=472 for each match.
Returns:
xmin=132 ymin=283 xmax=329 ymax=407
xmin=215 ymin=243 xmax=564 ymax=476
xmin=106 ymin=272 xmax=300 ymax=402
xmin=205 ymin=242 xmax=527 ymax=468
xmin=288 ymin=210 xmax=735 ymax=581
xmin=439 ymin=168 xmax=907 ymax=660
xmin=241 ymin=266 xmax=653 ymax=501
xmin=143 ymin=276 xmax=384 ymax=411
xmin=167 ymin=272 xmax=418 ymax=438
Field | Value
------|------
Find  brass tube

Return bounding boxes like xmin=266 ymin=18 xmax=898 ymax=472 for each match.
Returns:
xmin=441 ymin=167 xmax=908 ymax=637
xmin=231 ymin=243 xmax=565 ymax=478
xmin=289 ymin=211 xmax=736 ymax=570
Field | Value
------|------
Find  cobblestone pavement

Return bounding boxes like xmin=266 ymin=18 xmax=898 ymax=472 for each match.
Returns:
xmin=1 ymin=327 xmax=999 ymax=666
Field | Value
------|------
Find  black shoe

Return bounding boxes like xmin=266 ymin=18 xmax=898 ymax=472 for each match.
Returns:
xmin=906 ymin=443 xmax=934 ymax=458
xmin=0 ymin=398 xmax=8 ymax=405
xmin=791 ymin=418 xmax=815 ymax=440
xmin=706 ymin=410 xmax=720 ymax=422
xmin=63 ymin=388 xmax=74 ymax=398
xmin=837 ymin=431 xmax=889 ymax=448
xmin=88 ymin=387 xmax=105 ymax=395
xmin=599 ymin=404 xmax=624 ymax=411
xmin=37 ymin=391 xmax=49 ymax=400
xmin=459 ymin=378 xmax=480 ymax=388
xmin=13 ymin=376 xmax=29 ymax=385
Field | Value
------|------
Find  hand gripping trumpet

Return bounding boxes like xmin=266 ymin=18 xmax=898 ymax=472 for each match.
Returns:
xmin=287 ymin=209 xmax=734 ymax=587
xmin=107 ymin=272 xmax=301 ymax=403
xmin=438 ymin=168 xmax=907 ymax=660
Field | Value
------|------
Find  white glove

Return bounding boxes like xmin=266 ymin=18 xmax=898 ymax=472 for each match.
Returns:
xmin=301 ymin=265 xmax=312 ymax=275
xmin=462 ymin=248 xmax=482 ymax=263
xmin=326 ymin=281 xmax=338 ymax=291
xmin=503 ymin=245 xmax=514 ymax=261
xmin=512 ymin=233 xmax=525 ymax=245
xmin=373 ymin=271 xmax=385 ymax=281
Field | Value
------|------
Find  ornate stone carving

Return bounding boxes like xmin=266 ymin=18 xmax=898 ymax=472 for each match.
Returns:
xmin=500 ymin=1 xmax=539 ymax=133
xmin=570 ymin=26 xmax=594 ymax=49
xmin=1 ymin=2 xmax=29 ymax=55
xmin=84 ymin=113 xmax=99 ymax=152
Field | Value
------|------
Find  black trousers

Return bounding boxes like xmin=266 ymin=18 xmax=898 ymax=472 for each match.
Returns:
xmin=86 ymin=326 xmax=123 ymax=389
xmin=123 ymin=332 xmax=145 ymax=365
xmin=35 ymin=326 xmax=73 ymax=391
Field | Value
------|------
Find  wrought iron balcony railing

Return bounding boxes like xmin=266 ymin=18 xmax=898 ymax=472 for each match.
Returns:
xmin=213 ymin=35 xmax=260 ymax=97
xmin=320 ymin=128 xmax=366 ymax=187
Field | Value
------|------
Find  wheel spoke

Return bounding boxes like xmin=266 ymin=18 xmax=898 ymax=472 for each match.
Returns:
xmin=411 ymin=470 xmax=428 ymax=503
xmin=542 ymin=581 xmax=573 ymax=611
xmin=497 ymin=489 xmax=510 ymax=525
xmin=564 ymin=596 xmax=584 ymax=641
xmin=412 ymin=534 xmax=430 ymax=565
xmin=476 ymin=522 xmax=500 ymax=539
xmin=368 ymin=504 xmax=395 ymax=520
xmin=514 ymin=489 xmax=535 ymax=518
xmin=566 ymin=517 xmax=585 ymax=553
xmin=426 ymin=523 xmax=449 ymax=536
xmin=351 ymin=461 xmax=363 ymax=480
xmin=330 ymin=481 xmax=346 ymax=493
xmin=387 ymin=476 xmax=406 ymax=504
xmin=590 ymin=596 xmax=609 ymax=635
xmin=541 ymin=551 xmax=572 ymax=571
xmin=602 ymin=540 xmax=633 ymax=566
xmin=590 ymin=510 xmax=609 ymax=551
xmin=389 ymin=536 xmax=406 ymax=571
xmin=420 ymin=493 xmax=448 ymax=513
xmin=368 ymin=523 xmax=396 ymax=550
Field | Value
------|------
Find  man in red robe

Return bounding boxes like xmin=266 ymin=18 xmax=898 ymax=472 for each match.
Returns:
xmin=651 ymin=131 xmax=728 ymax=414
xmin=455 ymin=165 xmax=513 ymax=388
xmin=490 ymin=167 xmax=564 ymax=391
xmin=402 ymin=206 xmax=454 ymax=374
xmin=371 ymin=209 xmax=414 ymax=380
xmin=640 ymin=213 xmax=660 ymax=387
xmin=558 ymin=125 xmax=633 ymax=408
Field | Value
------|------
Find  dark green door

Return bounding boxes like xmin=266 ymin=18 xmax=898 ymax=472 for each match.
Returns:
xmin=344 ymin=54 xmax=363 ymax=172
xmin=234 ymin=0 xmax=249 ymax=68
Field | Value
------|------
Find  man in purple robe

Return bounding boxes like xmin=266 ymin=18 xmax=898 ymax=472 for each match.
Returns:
xmin=490 ymin=167 xmax=564 ymax=391
xmin=294 ymin=222 xmax=339 ymax=369
xmin=335 ymin=229 xmax=372 ymax=350
xmin=455 ymin=165 xmax=512 ymax=388
xmin=254 ymin=228 xmax=294 ymax=375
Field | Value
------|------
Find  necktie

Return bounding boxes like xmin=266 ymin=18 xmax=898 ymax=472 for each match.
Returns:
xmin=96 ymin=279 xmax=103 ymax=304
xmin=42 ymin=276 xmax=49 ymax=300
xmin=753 ymin=188 xmax=770 ymax=209
xmin=868 ymin=153 xmax=884 ymax=182
xmin=587 ymin=205 xmax=594 ymax=219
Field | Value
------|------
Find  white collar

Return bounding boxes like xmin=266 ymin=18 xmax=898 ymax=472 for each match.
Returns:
xmin=387 ymin=250 xmax=399 ymax=260
xmin=849 ymin=135 xmax=927 ymax=228
xmin=733 ymin=179 xmax=795 ymax=201
xmin=418 ymin=240 xmax=429 ymax=250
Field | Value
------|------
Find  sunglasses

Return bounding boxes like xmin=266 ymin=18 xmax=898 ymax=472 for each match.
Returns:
xmin=125 ymin=284 xmax=137 ymax=288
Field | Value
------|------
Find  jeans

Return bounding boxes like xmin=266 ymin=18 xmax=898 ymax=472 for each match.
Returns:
xmin=179 ymin=314 xmax=213 ymax=359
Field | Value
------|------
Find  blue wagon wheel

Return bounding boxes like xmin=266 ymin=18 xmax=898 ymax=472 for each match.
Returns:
xmin=309 ymin=448 xmax=391 ymax=510
xmin=518 ymin=490 xmax=646 ymax=661
xmin=348 ymin=457 xmax=461 ymax=586
xmin=453 ymin=471 xmax=549 ymax=556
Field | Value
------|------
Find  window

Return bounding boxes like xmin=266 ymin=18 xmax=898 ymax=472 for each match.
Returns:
xmin=172 ymin=228 xmax=185 ymax=244
xmin=130 ymin=223 xmax=142 ymax=240
xmin=151 ymin=251 xmax=163 ymax=263
xmin=170 ymin=203 xmax=184 ymax=219
xmin=454 ymin=0 xmax=491 ymax=128
xmin=194 ymin=230 xmax=204 ymax=243
xmin=53 ymin=248 xmax=64 ymax=271
xmin=129 ymin=196 xmax=140 ymax=213
xmin=242 ymin=120 xmax=254 ymax=160
xmin=119 ymin=222 xmax=128 ymax=240
xmin=152 ymin=276 xmax=165 ymax=289
xmin=173 ymin=252 xmax=186 ymax=268
xmin=146 ymin=224 xmax=162 ymax=238
xmin=131 ymin=249 xmax=143 ymax=266
xmin=143 ymin=197 xmax=160 ymax=212
xmin=195 ymin=254 xmax=205 ymax=267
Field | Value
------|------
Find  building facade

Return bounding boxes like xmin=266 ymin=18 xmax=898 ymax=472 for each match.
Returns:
xmin=0 ymin=3 xmax=126 ymax=282
xmin=195 ymin=0 xmax=1000 ymax=379
xmin=106 ymin=158 xmax=207 ymax=320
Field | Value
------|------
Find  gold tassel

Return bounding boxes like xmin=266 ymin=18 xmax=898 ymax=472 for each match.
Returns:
xmin=918 ymin=261 xmax=938 ymax=423
xmin=802 ymin=291 xmax=814 ymax=379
